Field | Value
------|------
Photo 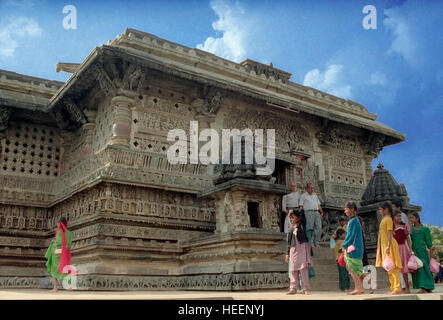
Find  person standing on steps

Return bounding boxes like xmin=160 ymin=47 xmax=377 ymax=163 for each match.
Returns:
xmin=282 ymin=181 xmax=301 ymax=233
xmin=334 ymin=229 xmax=351 ymax=292
xmin=299 ymin=183 xmax=323 ymax=247
xmin=282 ymin=182 xmax=301 ymax=288
xmin=376 ymin=202 xmax=403 ymax=295
xmin=285 ymin=209 xmax=312 ymax=295
xmin=341 ymin=201 xmax=365 ymax=295
xmin=392 ymin=199 xmax=412 ymax=291
xmin=393 ymin=209 xmax=413 ymax=294
xmin=409 ymin=212 xmax=436 ymax=293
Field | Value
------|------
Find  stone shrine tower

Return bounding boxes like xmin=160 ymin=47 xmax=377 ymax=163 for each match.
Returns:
xmin=359 ymin=163 xmax=421 ymax=255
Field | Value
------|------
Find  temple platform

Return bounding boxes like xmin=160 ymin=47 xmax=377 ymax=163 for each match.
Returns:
xmin=0 ymin=283 xmax=441 ymax=300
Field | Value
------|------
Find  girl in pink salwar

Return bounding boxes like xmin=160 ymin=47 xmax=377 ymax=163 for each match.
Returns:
xmin=285 ymin=209 xmax=312 ymax=295
xmin=393 ymin=210 xmax=413 ymax=293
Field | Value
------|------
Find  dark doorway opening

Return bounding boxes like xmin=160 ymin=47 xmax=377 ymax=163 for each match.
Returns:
xmin=272 ymin=159 xmax=291 ymax=185
xmin=248 ymin=202 xmax=262 ymax=228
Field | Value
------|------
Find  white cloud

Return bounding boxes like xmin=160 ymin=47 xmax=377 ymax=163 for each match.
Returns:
xmin=0 ymin=17 xmax=42 ymax=58
xmin=370 ymin=71 xmax=388 ymax=86
xmin=383 ymin=8 xmax=416 ymax=63
xmin=4 ymin=0 xmax=36 ymax=8
xmin=197 ymin=0 xmax=248 ymax=62
xmin=303 ymin=64 xmax=352 ymax=99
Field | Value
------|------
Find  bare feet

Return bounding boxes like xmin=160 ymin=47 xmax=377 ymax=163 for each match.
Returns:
xmin=389 ymin=290 xmax=401 ymax=295
xmin=50 ymin=288 xmax=58 ymax=293
xmin=286 ymin=291 xmax=296 ymax=295
xmin=297 ymin=290 xmax=304 ymax=294
xmin=304 ymin=290 xmax=311 ymax=295
xmin=403 ymin=289 xmax=410 ymax=294
xmin=348 ymin=290 xmax=364 ymax=295
xmin=369 ymin=289 xmax=375 ymax=294
xmin=417 ymin=289 xmax=426 ymax=294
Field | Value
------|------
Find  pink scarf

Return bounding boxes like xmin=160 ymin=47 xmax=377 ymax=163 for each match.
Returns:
xmin=56 ymin=221 xmax=71 ymax=273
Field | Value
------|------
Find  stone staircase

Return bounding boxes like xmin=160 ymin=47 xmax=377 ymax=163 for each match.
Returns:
xmin=309 ymin=243 xmax=391 ymax=291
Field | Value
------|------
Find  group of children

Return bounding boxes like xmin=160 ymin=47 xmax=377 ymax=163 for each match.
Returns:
xmin=285 ymin=200 xmax=439 ymax=295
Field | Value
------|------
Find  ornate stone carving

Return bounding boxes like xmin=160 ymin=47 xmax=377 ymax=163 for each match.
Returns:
xmin=224 ymin=106 xmax=312 ymax=157
xmin=122 ymin=65 xmax=144 ymax=92
xmin=64 ymin=98 xmax=87 ymax=125
xmin=193 ymin=87 xmax=223 ymax=116
xmin=0 ymin=106 xmax=11 ymax=131
xmin=51 ymin=108 xmax=69 ymax=129
xmin=363 ymin=132 xmax=385 ymax=157
xmin=93 ymin=65 xmax=116 ymax=96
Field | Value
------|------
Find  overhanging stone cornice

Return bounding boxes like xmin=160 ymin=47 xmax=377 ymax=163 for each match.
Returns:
xmin=45 ymin=40 xmax=405 ymax=143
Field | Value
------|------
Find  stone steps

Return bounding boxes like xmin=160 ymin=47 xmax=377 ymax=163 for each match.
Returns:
xmin=306 ymin=244 xmax=391 ymax=291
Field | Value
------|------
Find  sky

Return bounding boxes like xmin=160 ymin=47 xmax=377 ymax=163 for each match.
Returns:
xmin=0 ymin=0 xmax=442 ymax=226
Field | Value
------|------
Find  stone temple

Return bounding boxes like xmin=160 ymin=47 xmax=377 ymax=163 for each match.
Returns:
xmin=0 ymin=29 xmax=419 ymax=290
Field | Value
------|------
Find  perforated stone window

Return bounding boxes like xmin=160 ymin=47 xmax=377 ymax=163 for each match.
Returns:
xmin=1 ymin=123 xmax=61 ymax=178
xmin=93 ymin=101 xmax=114 ymax=151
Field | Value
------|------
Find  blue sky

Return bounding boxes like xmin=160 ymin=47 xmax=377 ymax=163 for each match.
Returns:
xmin=1 ymin=0 xmax=442 ymax=226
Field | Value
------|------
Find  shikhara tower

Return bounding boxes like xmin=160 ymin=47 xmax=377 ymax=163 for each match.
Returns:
xmin=0 ymin=28 xmax=414 ymax=290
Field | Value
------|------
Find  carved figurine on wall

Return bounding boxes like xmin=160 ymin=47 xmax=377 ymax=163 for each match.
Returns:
xmin=44 ymin=217 xmax=72 ymax=293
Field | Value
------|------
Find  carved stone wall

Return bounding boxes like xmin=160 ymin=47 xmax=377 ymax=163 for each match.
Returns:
xmin=321 ymin=127 xmax=368 ymax=209
xmin=223 ymin=102 xmax=314 ymax=163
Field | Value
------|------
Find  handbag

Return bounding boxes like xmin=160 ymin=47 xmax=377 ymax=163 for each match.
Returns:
xmin=383 ymin=255 xmax=394 ymax=272
xmin=338 ymin=252 xmax=346 ymax=267
xmin=415 ymin=256 xmax=423 ymax=269
xmin=347 ymin=244 xmax=356 ymax=253
xmin=407 ymin=254 xmax=418 ymax=271
xmin=429 ymin=257 xmax=439 ymax=273
xmin=308 ymin=266 xmax=316 ymax=278
xmin=347 ymin=217 xmax=361 ymax=253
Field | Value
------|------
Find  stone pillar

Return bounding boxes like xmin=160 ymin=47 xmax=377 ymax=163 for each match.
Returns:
xmin=110 ymin=96 xmax=134 ymax=147
xmin=82 ymin=109 xmax=97 ymax=157
xmin=364 ymin=155 xmax=374 ymax=183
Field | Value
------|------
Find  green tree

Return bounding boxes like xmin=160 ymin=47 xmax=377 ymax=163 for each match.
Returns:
xmin=426 ymin=225 xmax=443 ymax=260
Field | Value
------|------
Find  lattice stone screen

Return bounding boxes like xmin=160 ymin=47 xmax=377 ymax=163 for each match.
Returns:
xmin=1 ymin=122 xmax=61 ymax=178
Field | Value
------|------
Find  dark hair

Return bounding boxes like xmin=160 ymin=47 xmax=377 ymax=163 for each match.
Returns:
xmin=392 ymin=209 xmax=404 ymax=225
xmin=393 ymin=209 xmax=402 ymax=216
xmin=289 ymin=209 xmax=308 ymax=243
xmin=380 ymin=201 xmax=394 ymax=221
xmin=339 ymin=217 xmax=346 ymax=222
xmin=411 ymin=212 xmax=422 ymax=225
xmin=379 ymin=201 xmax=393 ymax=213
xmin=290 ymin=208 xmax=306 ymax=222
xmin=336 ymin=228 xmax=346 ymax=239
xmin=58 ymin=217 xmax=68 ymax=226
xmin=392 ymin=199 xmax=402 ymax=209
xmin=345 ymin=201 xmax=358 ymax=213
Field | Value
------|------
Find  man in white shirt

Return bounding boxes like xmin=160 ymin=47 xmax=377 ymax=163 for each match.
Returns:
xmin=392 ymin=199 xmax=409 ymax=225
xmin=282 ymin=182 xmax=300 ymax=233
xmin=299 ymin=183 xmax=323 ymax=247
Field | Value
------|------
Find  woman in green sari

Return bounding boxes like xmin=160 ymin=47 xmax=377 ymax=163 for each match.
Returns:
xmin=409 ymin=212 xmax=435 ymax=293
xmin=45 ymin=217 xmax=72 ymax=292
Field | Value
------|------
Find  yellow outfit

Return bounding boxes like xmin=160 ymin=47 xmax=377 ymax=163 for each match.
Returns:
xmin=376 ymin=216 xmax=402 ymax=292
